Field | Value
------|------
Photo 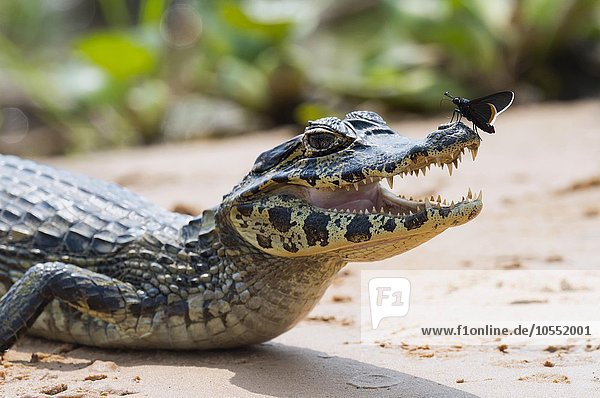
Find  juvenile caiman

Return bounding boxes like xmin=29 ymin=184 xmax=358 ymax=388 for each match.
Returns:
xmin=0 ymin=112 xmax=482 ymax=351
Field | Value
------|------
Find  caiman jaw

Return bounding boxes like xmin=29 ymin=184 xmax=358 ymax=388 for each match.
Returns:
xmin=227 ymin=113 xmax=483 ymax=261
xmin=307 ymin=146 xmax=481 ymax=218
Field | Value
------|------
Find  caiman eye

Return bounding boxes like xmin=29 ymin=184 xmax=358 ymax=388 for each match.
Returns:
xmin=302 ymin=127 xmax=353 ymax=157
xmin=306 ymin=132 xmax=335 ymax=151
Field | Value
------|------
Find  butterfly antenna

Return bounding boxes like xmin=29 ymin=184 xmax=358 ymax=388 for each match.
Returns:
xmin=439 ymin=97 xmax=452 ymax=111
xmin=444 ymin=91 xmax=454 ymax=99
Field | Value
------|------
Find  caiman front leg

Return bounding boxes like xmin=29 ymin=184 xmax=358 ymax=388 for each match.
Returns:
xmin=0 ymin=262 xmax=147 ymax=352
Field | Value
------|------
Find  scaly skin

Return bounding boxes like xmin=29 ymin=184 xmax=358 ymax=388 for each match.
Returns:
xmin=0 ymin=112 xmax=482 ymax=351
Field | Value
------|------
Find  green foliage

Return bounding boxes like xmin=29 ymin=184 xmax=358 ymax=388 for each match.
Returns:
xmin=77 ymin=32 xmax=156 ymax=80
xmin=0 ymin=0 xmax=598 ymax=154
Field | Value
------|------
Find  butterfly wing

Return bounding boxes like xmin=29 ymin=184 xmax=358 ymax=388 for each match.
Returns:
xmin=466 ymin=101 xmax=497 ymax=126
xmin=471 ymin=92 xmax=514 ymax=112
xmin=459 ymin=100 xmax=492 ymax=127
xmin=468 ymin=91 xmax=514 ymax=125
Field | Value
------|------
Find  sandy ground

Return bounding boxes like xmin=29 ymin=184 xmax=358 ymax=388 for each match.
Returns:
xmin=1 ymin=100 xmax=600 ymax=397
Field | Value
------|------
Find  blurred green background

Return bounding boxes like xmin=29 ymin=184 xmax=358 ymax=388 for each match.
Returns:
xmin=0 ymin=0 xmax=598 ymax=155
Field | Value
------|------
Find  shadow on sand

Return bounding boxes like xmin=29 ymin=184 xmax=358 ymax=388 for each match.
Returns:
xmin=13 ymin=337 xmax=479 ymax=397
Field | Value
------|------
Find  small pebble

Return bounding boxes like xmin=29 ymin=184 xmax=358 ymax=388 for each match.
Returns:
xmin=84 ymin=374 xmax=108 ymax=381
xmin=40 ymin=383 xmax=68 ymax=395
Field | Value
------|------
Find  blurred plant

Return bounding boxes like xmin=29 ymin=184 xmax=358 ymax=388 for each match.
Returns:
xmin=0 ymin=0 xmax=597 ymax=155
xmin=301 ymin=0 xmax=600 ymax=108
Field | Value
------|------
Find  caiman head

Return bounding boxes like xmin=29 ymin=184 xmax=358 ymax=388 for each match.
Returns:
xmin=220 ymin=111 xmax=482 ymax=262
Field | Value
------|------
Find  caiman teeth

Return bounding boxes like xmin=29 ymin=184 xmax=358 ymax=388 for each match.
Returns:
xmin=469 ymin=147 xmax=478 ymax=161
xmin=424 ymin=197 xmax=432 ymax=209
xmin=315 ymin=142 xmax=482 ymax=210
xmin=386 ymin=177 xmax=394 ymax=189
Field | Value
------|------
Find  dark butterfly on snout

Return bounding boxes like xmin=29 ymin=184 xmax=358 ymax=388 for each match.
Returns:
xmin=444 ymin=91 xmax=514 ymax=134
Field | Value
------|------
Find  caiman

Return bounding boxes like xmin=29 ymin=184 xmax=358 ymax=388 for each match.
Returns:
xmin=0 ymin=112 xmax=482 ymax=351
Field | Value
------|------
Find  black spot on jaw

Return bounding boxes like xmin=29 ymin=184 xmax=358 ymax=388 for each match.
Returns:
xmin=237 ymin=204 xmax=254 ymax=217
xmin=256 ymin=234 xmax=272 ymax=249
xmin=384 ymin=163 xmax=396 ymax=174
xmin=268 ymin=207 xmax=293 ymax=233
xmin=382 ymin=218 xmax=396 ymax=232
xmin=345 ymin=215 xmax=372 ymax=243
xmin=283 ymin=242 xmax=299 ymax=253
xmin=468 ymin=208 xmax=479 ymax=220
xmin=439 ymin=207 xmax=452 ymax=218
xmin=303 ymin=213 xmax=330 ymax=246
xmin=403 ymin=211 xmax=428 ymax=230
xmin=341 ymin=168 xmax=365 ymax=183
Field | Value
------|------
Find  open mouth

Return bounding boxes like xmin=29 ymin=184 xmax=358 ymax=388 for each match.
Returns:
xmin=305 ymin=146 xmax=481 ymax=218
xmin=231 ymin=120 xmax=483 ymax=258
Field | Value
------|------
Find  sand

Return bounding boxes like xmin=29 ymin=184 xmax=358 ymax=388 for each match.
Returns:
xmin=1 ymin=100 xmax=599 ymax=397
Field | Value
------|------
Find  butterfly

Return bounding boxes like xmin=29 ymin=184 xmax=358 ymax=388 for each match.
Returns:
xmin=444 ymin=91 xmax=514 ymax=134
